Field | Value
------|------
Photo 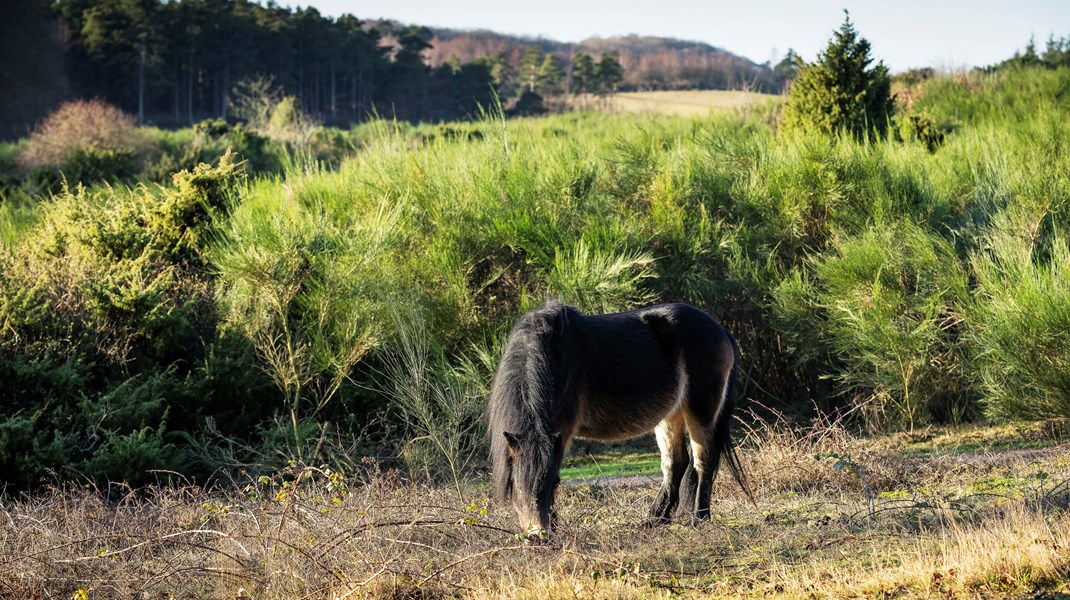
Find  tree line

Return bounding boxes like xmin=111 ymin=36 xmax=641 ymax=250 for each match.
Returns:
xmin=43 ymin=0 xmax=627 ymax=127
xmin=428 ymin=31 xmax=787 ymax=92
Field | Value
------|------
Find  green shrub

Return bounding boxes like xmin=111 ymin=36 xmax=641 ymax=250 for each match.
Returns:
xmin=23 ymin=167 xmax=64 ymax=197
xmin=61 ymin=146 xmax=138 ymax=185
xmin=0 ymin=154 xmax=243 ymax=488
xmin=786 ymin=222 xmax=971 ymax=430
xmin=780 ymin=13 xmax=894 ymax=139
xmin=545 ymin=239 xmax=656 ymax=314
xmin=969 ymin=213 xmax=1070 ymax=421
xmin=911 ymin=67 xmax=1070 ymax=127
xmin=267 ymin=96 xmax=317 ymax=145
xmin=898 ymin=111 xmax=949 ymax=152
xmin=213 ymin=173 xmax=402 ymax=456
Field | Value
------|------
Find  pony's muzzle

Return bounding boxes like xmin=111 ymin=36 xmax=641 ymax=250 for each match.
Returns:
xmin=522 ymin=524 xmax=551 ymax=543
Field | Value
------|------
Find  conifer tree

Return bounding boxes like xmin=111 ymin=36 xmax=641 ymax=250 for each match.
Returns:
xmin=781 ymin=12 xmax=894 ymax=139
xmin=536 ymin=54 xmax=564 ymax=96
xmin=595 ymin=51 xmax=624 ymax=96
xmin=570 ymin=52 xmax=596 ymax=96
xmin=520 ymin=46 xmax=543 ymax=92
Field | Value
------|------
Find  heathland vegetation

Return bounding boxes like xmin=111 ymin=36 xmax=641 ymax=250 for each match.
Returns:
xmin=2 ymin=11 xmax=1070 ymax=597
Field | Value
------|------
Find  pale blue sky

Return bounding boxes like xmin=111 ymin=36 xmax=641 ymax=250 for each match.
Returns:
xmin=296 ymin=0 xmax=1068 ymax=72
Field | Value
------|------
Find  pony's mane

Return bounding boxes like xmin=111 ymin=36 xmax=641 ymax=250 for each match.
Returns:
xmin=488 ymin=299 xmax=572 ymax=502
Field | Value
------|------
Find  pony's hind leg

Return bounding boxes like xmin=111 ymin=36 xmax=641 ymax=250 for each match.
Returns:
xmin=646 ymin=411 xmax=688 ymax=525
xmin=683 ymin=352 xmax=733 ymax=523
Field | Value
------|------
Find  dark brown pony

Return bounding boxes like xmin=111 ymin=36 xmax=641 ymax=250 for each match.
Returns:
xmin=488 ymin=299 xmax=752 ymax=536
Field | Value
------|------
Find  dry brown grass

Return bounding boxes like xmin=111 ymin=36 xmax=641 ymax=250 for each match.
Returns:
xmin=582 ymin=90 xmax=779 ymax=117
xmin=15 ymin=100 xmax=147 ymax=171
xmin=4 ymin=422 xmax=1070 ymax=599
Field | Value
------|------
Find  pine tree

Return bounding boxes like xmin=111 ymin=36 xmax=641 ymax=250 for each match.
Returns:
xmin=595 ymin=51 xmax=624 ymax=96
xmin=774 ymin=49 xmax=801 ymax=88
xmin=536 ymin=54 xmax=564 ymax=97
xmin=570 ymin=52 xmax=596 ymax=96
xmin=520 ymin=46 xmax=543 ymax=92
xmin=781 ymin=12 xmax=894 ymax=139
xmin=488 ymin=50 xmax=517 ymax=99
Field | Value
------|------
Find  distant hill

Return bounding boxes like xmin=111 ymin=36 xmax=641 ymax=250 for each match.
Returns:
xmin=426 ymin=30 xmax=784 ymax=92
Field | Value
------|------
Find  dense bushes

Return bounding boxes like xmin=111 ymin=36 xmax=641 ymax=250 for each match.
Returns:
xmin=1 ymin=66 xmax=1068 ymax=488
xmin=775 ymin=223 xmax=970 ymax=429
xmin=0 ymin=152 xmax=278 ymax=488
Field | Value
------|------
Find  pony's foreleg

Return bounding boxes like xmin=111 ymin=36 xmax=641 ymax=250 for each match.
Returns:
xmin=646 ymin=413 xmax=688 ymax=525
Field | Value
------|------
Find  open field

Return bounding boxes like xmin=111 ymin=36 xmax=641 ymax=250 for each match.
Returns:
xmin=605 ymin=90 xmax=780 ymax=116
xmin=4 ymin=420 xmax=1070 ymax=599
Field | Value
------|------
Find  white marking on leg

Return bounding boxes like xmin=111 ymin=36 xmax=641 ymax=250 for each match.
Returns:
xmin=655 ymin=419 xmax=675 ymax=482
xmin=689 ymin=436 xmax=707 ymax=478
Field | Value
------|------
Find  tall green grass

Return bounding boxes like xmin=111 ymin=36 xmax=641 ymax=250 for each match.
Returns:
xmin=203 ymin=67 xmax=1070 ymax=438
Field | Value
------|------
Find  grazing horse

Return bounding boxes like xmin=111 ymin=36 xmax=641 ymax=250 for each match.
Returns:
xmin=488 ymin=299 xmax=752 ymax=536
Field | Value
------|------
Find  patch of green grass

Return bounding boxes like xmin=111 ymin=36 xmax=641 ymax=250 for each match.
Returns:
xmin=560 ymin=449 xmax=661 ymax=481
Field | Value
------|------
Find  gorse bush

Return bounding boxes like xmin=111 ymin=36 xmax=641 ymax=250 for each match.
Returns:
xmin=0 ymin=152 xmax=274 ymax=488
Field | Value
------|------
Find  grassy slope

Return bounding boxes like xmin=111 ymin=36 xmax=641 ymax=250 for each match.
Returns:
xmin=4 ymin=421 xmax=1069 ymax=598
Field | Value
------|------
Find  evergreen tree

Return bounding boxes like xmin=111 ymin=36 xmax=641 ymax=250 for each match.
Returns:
xmin=570 ymin=52 xmax=596 ymax=96
xmin=1041 ymin=35 xmax=1069 ymax=68
xmin=488 ymin=50 xmax=517 ymax=99
xmin=536 ymin=53 xmax=564 ymax=97
xmin=781 ymin=12 xmax=894 ymax=139
xmin=774 ymin=48 xmax=801 ymax=88
xmin=1020 ymin=35 xmax=1042 ymax=67
xmin=520 ymin=46 xmax=542 ymax=92
xmin=79 ymin=0 xmax=163 ymax=122
xmin=595 ymin=51 xmax=624 ymax=96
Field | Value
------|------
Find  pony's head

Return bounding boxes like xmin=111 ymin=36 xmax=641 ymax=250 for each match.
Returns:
xmin=488 ymin=300 xmax=572 ymax=537
xmin=499 ymin=430 xmax=564 ymax=537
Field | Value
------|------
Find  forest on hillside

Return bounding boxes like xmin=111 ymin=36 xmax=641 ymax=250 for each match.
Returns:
xmin=2 ymin=0 xmax=789 ymax=139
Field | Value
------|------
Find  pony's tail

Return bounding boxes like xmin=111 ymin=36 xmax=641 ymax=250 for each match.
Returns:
xmin=720 ymin=334 xmax=755 ymax=505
